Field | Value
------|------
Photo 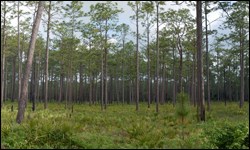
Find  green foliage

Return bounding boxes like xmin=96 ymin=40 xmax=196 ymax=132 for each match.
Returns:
xmin=1 ymin=102 xmax=249 ymax=149
xmin=176 ymin=92 xmax=189 ymax=119
xmin=204 ymin=122 xmax=249 ymax=149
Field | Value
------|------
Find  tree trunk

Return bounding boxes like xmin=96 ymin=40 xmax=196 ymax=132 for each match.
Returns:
xmin=115 ymin=71 xmax=119 ymax=103
xmin=239 ymin=27 xmax=244 ymax=108
xmin=4 ymin=62 xmax=8 ymax=101
xmin=18 ymin=1 xmax=22 ymax=105
xmin=69 ymin=61 xmax=73 ymax=110
xmin=229 ymin=66 xmax=232 ymax=101
xmin=59 ymin=64 xmax=63 ymax=102
xmin=16 ymin=1 xmax=44 ymax=124
xmin=191 ymin=51 xmax=196 ymax=107
xmin=147 ymin=18 xmax=151 ymax=109
xmin=31 ymin=62 xmax=36 ymax=111
xmin=156 ymin=2 xmax=159 ymax=113
xmin=196 ymin=1 xmax=205 ymax=121
xmin=11 ymin=58 xmax=16 ymax=103
xmin=1 ymin=1 xmax=7 ymax=108
xmin=177 ymin=36 xmax=183 ymax=93
xmin=161 ymin=62 xmax=165 ymax=105
xmin=79 ymin=64 xmax=83 ymax=103
xmin=89 ymin=75 xmax=92 ymax=106
xmin=36 ymin=56 xmax=41 ymax=102
xmin=104 ymin=19 xmax=108 ymax=109
xmin=223 ymin=65 xmax=226 ymax=106
xmin=44 ymin=1 xmax=51 ymax=109
xmin=205 ymin=1 xmax=210 ymax=111
xmin=136 ymin=2 xmax=139 ymax=111
xmin=172 ymin=36 xmax=176 ymax=106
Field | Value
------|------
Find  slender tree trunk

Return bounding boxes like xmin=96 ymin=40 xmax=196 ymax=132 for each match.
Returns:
xmin=40 ymin=67 xmax=44 ymax=102
xmin=31 ymin=62 xmax=36 ymax=111
xmin=110 ymin=76 xmax=113 ymax=103
xmin=229 ymin=66 xmax=232 ymax=101
xmin=223 ymin=65 xmax=226 ymax=106
xmin=18 ymin=1 xmax=22 ymax=105
xmin=191 ymin=51 xmax=196 ymax=106
xmin=205 ymin=1 xmax=210 ymax=111
xmin=217 ymin=51 xmax=220 ymax=102
xmin=136 ymin=2 xmax=139 ymax=111
xmin=161 ymin=62 xmax=165 ymax=105
xmin=89 ymin=75 xmax=92 ymax=106
xmin=147 ymin=20 xmax=151 ymax=109
xmin=100 ymin=25 xmax=104 ymax=110
xmin=104 ymin=20 xmax=108 ymax=109
xmin=83 ymin=74 xmax=87 ymax=102
xmin=59 ymin=64 xmax=63 ymax=102
xmin=156 ymin=2 xmax=159 ymax=113
xmin=1 ymin=1 xmax=7 ymax=108
xmin=177 ymin=36 xmax=183 ymax=93
xmin=36 ymin=55 xmax=41 ymax=103
xmin=4 ymin=62 xmax=8 ymax=101
xmin=196 ymin=1 xmax=205 ymax=121
xmin=16 ymin=1 xmax=44 ymax=124
xmin=116 ymin=70 xmax=119 ymax=103
xmin=239 ymin=28 xmax=244 ymax=108
xmin=65 ymin=72 xmax=69 ymax=108
xmin=11 ymin=58 xmax=16 ymax=112
xmin=79 ymin=64 xmax=83 ymax=103
xmin=172 ymin=36 xmax=176 ymax=106
xmin=69 ymin=62 xmax=73 ymax=110
xmin=122 ymin=61 xmax=125 ymax=105
xmin=11 ymin=58 xmax=16 ymax=103
xmin=44 ymin=1 xmax=51 ymax=109
xmin=95 ymin=75 xmax=98 ymax=104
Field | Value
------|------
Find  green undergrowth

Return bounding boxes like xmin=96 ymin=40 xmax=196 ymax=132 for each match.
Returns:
xmin=1 ymin=101 xmax=249 ymax=149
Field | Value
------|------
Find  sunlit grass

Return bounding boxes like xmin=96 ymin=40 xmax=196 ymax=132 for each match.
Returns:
xmin=1 ymin=101 xmax=249 ymax=149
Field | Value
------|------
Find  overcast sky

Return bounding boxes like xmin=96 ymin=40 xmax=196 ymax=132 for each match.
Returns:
xmin=10 ymin=1 xmax=229 ymax=49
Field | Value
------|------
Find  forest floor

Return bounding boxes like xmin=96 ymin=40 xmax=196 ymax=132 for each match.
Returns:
xmin=1 ymin=101 xmax=249 ymax=149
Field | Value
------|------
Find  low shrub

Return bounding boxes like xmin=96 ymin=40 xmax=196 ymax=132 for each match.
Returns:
xmin=204 ymin=122 xmax=249 ymax=149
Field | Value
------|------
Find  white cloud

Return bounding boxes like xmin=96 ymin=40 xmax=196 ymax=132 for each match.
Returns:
xmin=108 ymin=38 xmax=117 ymax=44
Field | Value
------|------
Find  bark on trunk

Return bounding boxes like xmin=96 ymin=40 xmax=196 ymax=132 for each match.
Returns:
xmin=44 ymin=1 xmax=51 ymax=109
xmin=196 ymin=1 xmax=205 ymax=121
xmin=1 ymin=1 xmax=7 ymax=108
xmin=16 ymin=1 xmax=44 ymax=124
xmin=136 ymin=2 xmax=139 ymax=111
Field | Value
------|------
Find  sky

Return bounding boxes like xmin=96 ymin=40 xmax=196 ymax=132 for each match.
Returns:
xmin=78 ymin=1 xmax=225 ymax=45
xmin=9 ymin=1 xmax=229 ymax=50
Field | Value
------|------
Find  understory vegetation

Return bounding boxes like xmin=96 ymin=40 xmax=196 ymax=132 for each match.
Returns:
xmin=1 ymin=101 xmax=249 ymax=149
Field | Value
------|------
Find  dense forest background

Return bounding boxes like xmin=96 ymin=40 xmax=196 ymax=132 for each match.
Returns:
xmin=1 ymin=1 xmax=249 ymax=120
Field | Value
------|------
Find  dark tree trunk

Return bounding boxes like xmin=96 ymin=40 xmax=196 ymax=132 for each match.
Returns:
xmin=239 ymin=27 xmax=244 ymax=108
xmin=156 ymin=2 xmax=159 ymax=113
xmin=89 ymin=75 xmax=92 ymax=106
xmin=11 ymin=58 xmax=16 ymax=102
xmin=18 ymin=1 xmax=22 ymax=106
xmin=135 ymin=2 xmax=139 ymax=111
xmin=147 ymin=20 xmax=151 ymax=108
xmin=31 ymin=62 xmax=36 ymax=111
xmin=172 ymin=36 xmax=176 ymax=106
xmin=59 ymin=66 xmax=64 ymax=103
xmin=161 ymin=64 xmax=165 ymax=105
xmin=205 ymin=1 xmax=210 ymax=111
xmin=196 ymin=1 xmax=205 ymax=121
xmin=1 ymin=1 xmax=7 ymax=108
xmin=79 ymin=64 xmax=83 ymax=103
xmin=104 ymin=20 xmax=108 ymax=109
